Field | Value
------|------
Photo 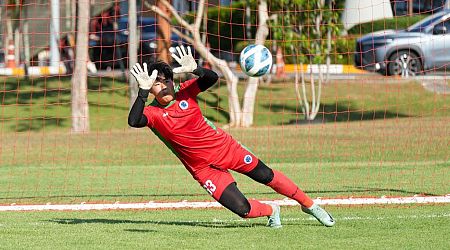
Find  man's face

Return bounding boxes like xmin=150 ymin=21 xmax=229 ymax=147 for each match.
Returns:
xmin=150 ymin=74 xmax=175 ymax=105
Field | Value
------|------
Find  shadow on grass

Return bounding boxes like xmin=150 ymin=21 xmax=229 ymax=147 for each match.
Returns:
xmin=2 ymin=76 xmax=129 ymax=132
xmin=9 ymin=117 xmax=68 ymax=132
xmin=48 ymin=218 xmax=259 ymax=228
xmin=2 ymin=76 xmax=127 ymax=90
xmin=1 ymin=76 xmax=127 ymax=105
xmin=0 ymin=193 xmax=210 ymax=201
xmin=262 ymin=101 xmax=410 ymax=124
xmin=124 ymin=229 xmax=157 ymax=233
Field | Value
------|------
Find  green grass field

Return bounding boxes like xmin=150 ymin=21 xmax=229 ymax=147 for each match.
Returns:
xmin=1 ymin=76 xmax=448 ymax=132
xmin=0 ymin=76 xmax=449 ymax=248
xmin=0 ymin=205 xmax=449 ymax=249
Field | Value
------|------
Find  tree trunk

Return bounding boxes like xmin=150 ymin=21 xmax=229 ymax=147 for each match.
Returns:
xmin=128 ymin=0 xmax=138 ymax=109
xmin=325 ymin=0 xmax=333 ymax=84
xmin=409 ymin=0 xmax=413 ymax=16
xmin=191 ymin=31 xmax=241 ymax=126
xmin=71 ymin=0 xmax=90 ymax=133
xmin=241 ymin=0 xmax=269 ymax=127
xmin=23 ymin=5 xmax=31 ymax=78
xmin=307 ymin=0 xmax=324 ymax=121
xmin=14 ymin=27 xmax=20 ymax=66
xmin=156 ymin=0 xmax=171 ymax=63
xmin=198 ymin=2 xmax=208 ymax=67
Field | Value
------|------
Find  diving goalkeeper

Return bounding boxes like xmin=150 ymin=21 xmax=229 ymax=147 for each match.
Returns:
xmin=128 ymin=45 xmax=335 ymax=228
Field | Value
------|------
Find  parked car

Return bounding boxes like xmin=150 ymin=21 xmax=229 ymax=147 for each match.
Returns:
xmin=354 ymin=10 xmax=450 ymax=76
xmin=391 ymin=0 xmax=445 ymax=16
xmin=0 ymin=50 xmax=4 ymax=67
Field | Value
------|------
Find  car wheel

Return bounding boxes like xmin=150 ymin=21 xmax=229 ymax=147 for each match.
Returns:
xmin=387 ymin=51 xmax=422 ymax=76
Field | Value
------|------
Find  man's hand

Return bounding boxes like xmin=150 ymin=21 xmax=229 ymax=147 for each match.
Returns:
xmin=171 ymin=45 xmax=197 ymax=74
xmin=130 ymin=63 xmax=158 ymax=90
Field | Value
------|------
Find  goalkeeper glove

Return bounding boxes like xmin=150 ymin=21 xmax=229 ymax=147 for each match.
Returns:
xmin=130 ymin=63 xmax=158 ymax=90
xmin=171 ymin=45 xmax=198 ymax=74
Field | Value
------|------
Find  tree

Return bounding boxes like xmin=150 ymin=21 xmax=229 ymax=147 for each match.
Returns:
xmin=270 ymin=0 xmax=339 ymax=121
xmin=241 ymin=0 xmax=270 ymax=127
xmin=3 ymin=0 xmax=21 ymax=68
xmin=145 ymin=0 xmax=243 ymax=126
xmin=71 ymin=0 xmax=90 ymax=133
xmin=4 ymin=0 xmax=30 ymax=77
xmin=156 ymin=0 xmax=172 ymax=63
xmin=22 ymin=2 xmax=30 ymax=78
xmin=146 ymin=0 xmax=274 ymax=127
xmin=128 ymin=0 xmax=139 ymax=110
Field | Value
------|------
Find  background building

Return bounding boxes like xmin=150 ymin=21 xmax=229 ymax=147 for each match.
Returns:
xmin=342 ymin=0 xmax=450 ymax=32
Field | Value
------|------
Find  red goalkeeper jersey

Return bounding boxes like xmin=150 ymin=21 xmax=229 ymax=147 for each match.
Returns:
xmin=143 ymin=78 xmax=242 ymax=176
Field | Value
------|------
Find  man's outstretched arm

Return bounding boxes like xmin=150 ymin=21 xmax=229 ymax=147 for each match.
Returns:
xmin=128 ymin=89 xmax=149 ymax=128
xmin=128 ymin=63 xmax=158 ymax=128
xmin=193 ymin=67 xmax=219 ymax=91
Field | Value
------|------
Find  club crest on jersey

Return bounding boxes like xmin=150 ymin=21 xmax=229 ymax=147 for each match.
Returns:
xmin=244 ymin=155 xmax=253 ymax=164
xmin=179 ymin=100 xmax=189 ymax=110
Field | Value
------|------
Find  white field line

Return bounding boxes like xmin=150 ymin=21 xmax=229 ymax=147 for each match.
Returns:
xmin=0 ymin=195 xmax=449 ymax=212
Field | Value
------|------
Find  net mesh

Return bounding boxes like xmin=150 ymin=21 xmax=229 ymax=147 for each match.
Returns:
xmin=0 ymin=0 xmax=448 ymax=206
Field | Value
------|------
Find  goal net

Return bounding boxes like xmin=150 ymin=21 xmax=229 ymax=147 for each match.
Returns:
xmin=0 ymin=0 xmax=448 ymax=209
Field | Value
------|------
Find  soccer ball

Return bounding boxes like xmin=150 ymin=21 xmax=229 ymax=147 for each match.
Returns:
xmin=239 ymin=44 xmax=272 ymax=77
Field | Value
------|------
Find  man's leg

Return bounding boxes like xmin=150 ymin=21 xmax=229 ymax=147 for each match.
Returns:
xmin=218 ymin=182 xmax=271 ymax=218
xmin=195 ymin=166 xmax=281 ymax=227
xmin=218 ymin=182 xmax=281 ymax=228
xmin=244 ymin=160 xmax=335 ymax=227
xmin=245 ymin=160 xmax=314 ymax=208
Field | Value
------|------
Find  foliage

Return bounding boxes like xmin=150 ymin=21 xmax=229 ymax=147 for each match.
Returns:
xmin=184 ymin=1 xmax=346 ymax=63
xmin=269 ymin=0 xmax=341 ymax=64
xmin=183 ymin=1 xmax=253 ymax=60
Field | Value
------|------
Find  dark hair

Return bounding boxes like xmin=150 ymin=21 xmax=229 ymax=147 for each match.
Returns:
xmin=148 ymin=60 xmax=173 ymax=80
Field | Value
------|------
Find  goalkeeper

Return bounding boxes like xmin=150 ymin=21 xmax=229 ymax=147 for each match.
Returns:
xmin=128 ymin=45 xmax=335 ymax=228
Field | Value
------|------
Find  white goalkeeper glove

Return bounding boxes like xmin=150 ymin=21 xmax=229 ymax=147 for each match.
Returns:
xmin=171 ymin=45 xmax=197 ymax=74
xmin=130 ymin=63 xmax=158 ymax=90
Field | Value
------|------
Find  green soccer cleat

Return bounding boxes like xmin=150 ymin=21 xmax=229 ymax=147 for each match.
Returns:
xmin=267 ymin=204 xmax=282 ymax=229
xmin=301 ymin=203 xmax=336 ymax=227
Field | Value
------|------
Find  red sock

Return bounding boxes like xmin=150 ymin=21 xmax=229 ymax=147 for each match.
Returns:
xmin=267 ymin=170 xmax=314 ymax=208
xmin=244 ymin=200 xmax=273 ymax=218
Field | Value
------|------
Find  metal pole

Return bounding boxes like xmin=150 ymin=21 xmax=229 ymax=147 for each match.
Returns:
xmin=50 ymin=0 xmax=61 ymax=67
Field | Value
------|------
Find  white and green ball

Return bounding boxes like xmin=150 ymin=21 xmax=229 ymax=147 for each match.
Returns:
xmin=239 ymin=44 xmax=273 ymax=77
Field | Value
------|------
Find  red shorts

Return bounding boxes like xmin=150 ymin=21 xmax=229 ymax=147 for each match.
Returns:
xmin=192 ymin=143 xmax=259 ymax=200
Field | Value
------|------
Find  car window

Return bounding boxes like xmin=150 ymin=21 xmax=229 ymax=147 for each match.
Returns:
xmin=407 ymin=13 xmax=446 ymax=32
xmin=433 ymin=19 xmax=450 ymax=34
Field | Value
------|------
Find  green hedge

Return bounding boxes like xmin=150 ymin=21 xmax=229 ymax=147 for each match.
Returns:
xmin=347 ymin=15 xmax=427 ymax=35
xmin=184 ymin=1 xmax=253 ymax=59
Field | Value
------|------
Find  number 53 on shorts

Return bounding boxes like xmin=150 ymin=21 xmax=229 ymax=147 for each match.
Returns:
xmin=203 ymin=180 xmax=216 ymax=195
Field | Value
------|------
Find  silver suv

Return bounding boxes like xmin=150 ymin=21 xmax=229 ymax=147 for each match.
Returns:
xmin=355 ymin=11 xmax=450 ymax=76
